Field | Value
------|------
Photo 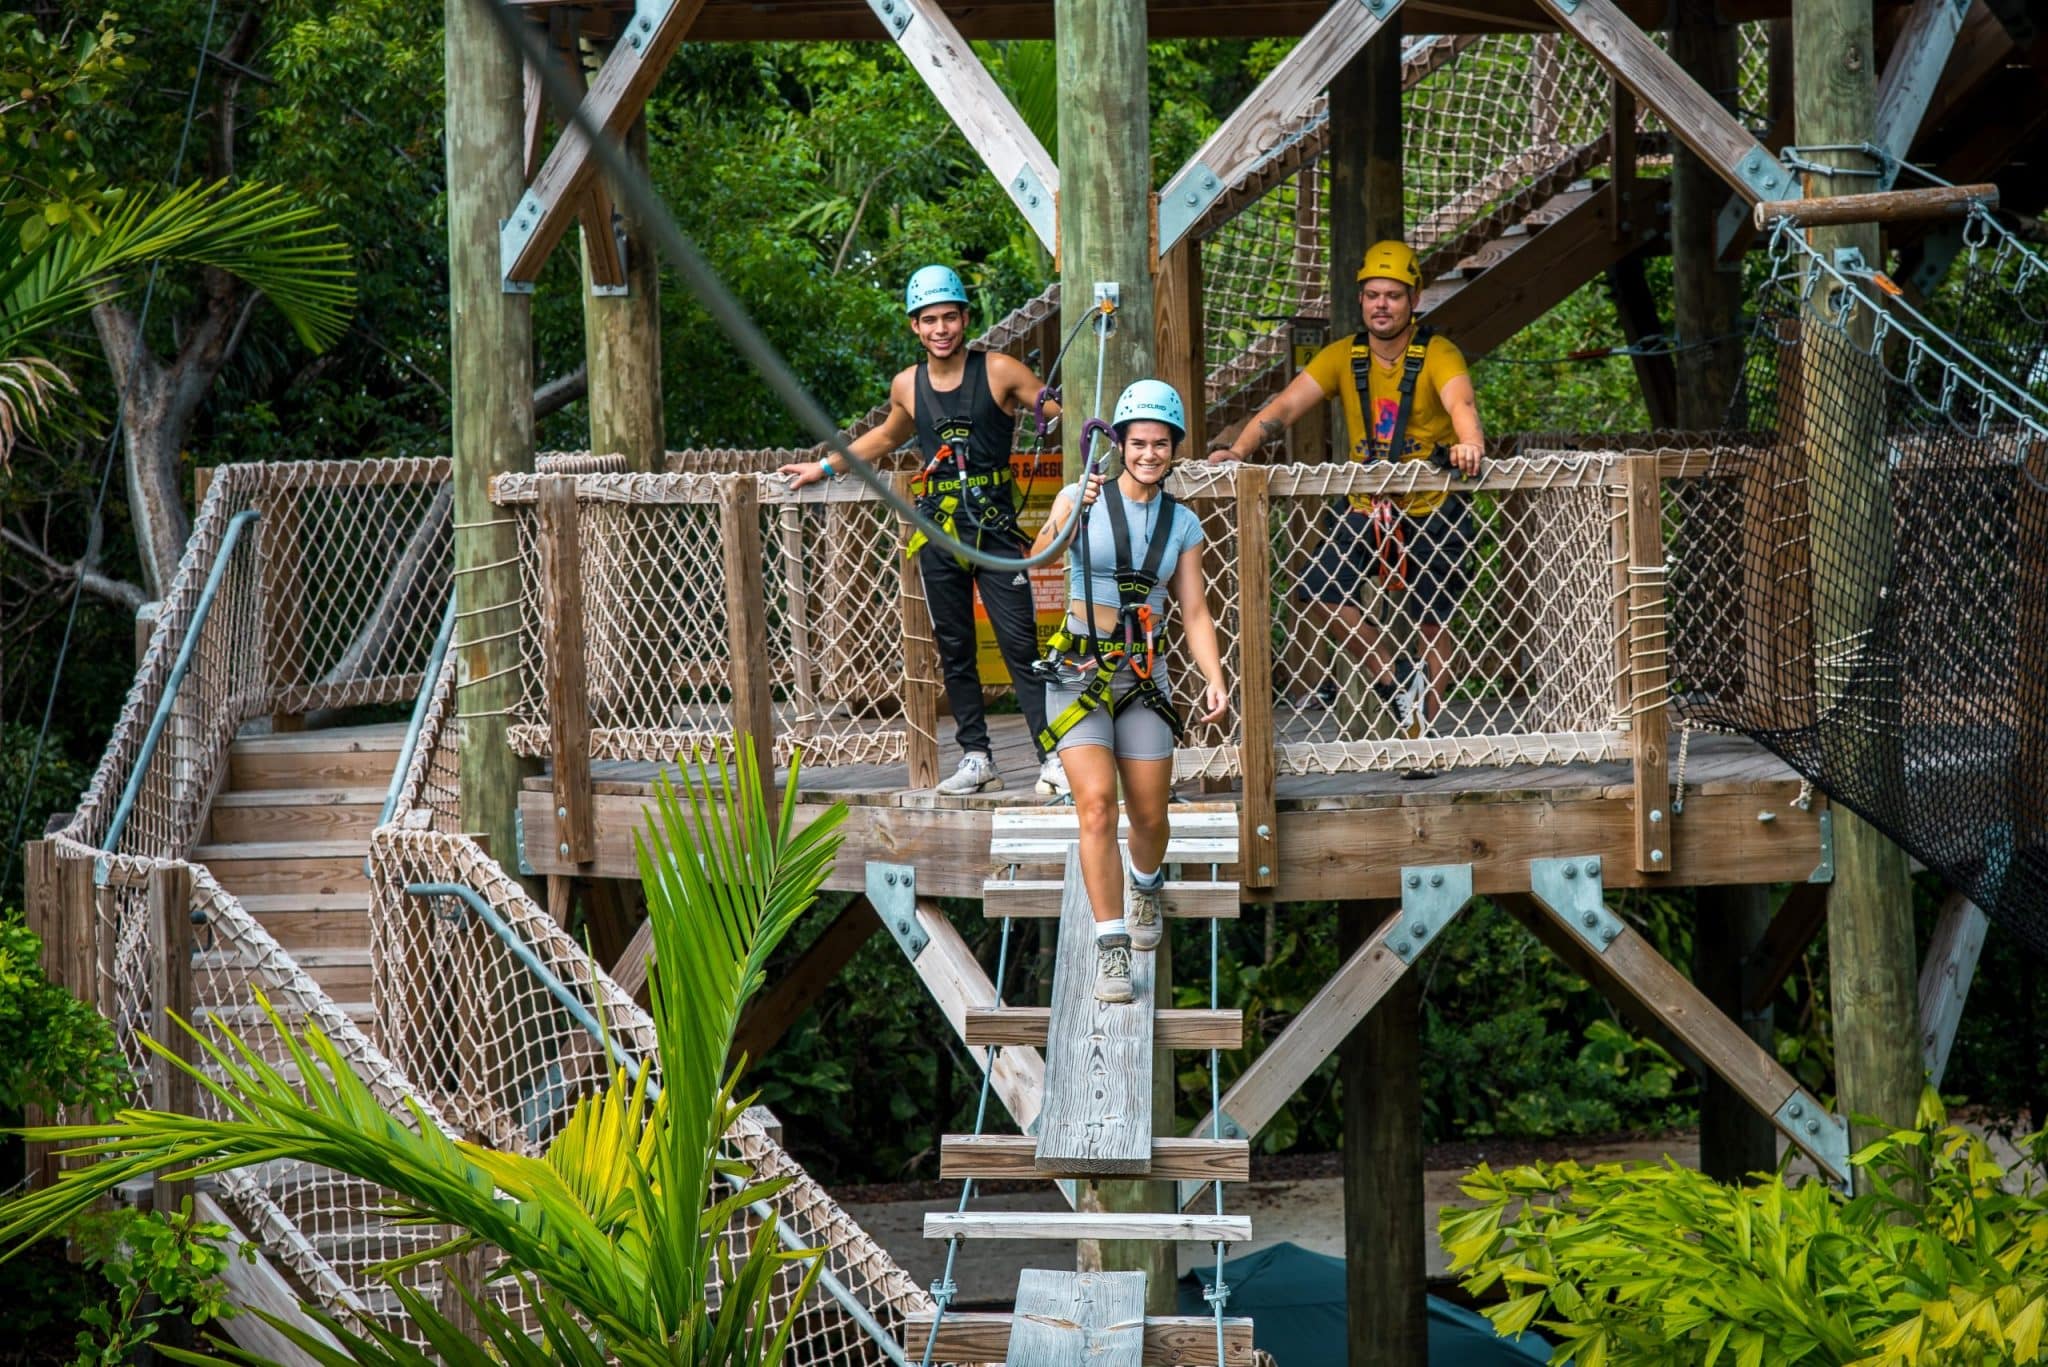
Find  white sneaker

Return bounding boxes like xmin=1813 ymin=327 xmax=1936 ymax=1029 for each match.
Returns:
xmin=1094 ymin=935 xmax=1134 ymax=1003
xmin=1127 ymin=877 xmax=1165 ymax=951
xmin=1035 ymin=754 xmax=1070 ymax=796
xmin=936 ymin=751 xmax=1003 ymax=795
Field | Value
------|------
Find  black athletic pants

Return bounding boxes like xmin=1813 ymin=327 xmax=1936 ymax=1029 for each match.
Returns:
xmin=917 ymin=542 xmax=1050 ymax=761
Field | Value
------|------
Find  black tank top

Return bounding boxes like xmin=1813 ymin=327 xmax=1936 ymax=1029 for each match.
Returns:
xmin=913 ymin=349 xmax=1017 ymax=478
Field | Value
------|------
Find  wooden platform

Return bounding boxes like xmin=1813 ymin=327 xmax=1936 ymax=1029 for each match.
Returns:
xmin=519 ymin=717 xmax=1831 ymax=900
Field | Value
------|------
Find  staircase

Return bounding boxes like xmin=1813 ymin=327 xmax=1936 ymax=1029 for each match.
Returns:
xmin=905 ymin=809 xmax=1258 ymax=1365
xmin=190 ymin=721 xmax=404 ymax=1026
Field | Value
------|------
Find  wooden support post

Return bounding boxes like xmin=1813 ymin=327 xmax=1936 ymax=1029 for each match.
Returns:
xmin=1154 ymin=236 xmax=1206 ymax=459
xmin=538 ymin=477 xmax=593 ymax=865
xmin=1237 ymin=466 xmax=1276 ymax=893
xmin=1625 ymin=455 xmax=1671 ymax=874
xmin=22 ymin=841 xmax=59 ymax=1188
xmin=721 ymin=477 xmax=774 ymax=765
xmin=1056 ymin=0 xmax=1154 ymax=482
xmin=1797 ymin=0 xmax=1923 ymax=1147
xmin=450 ymin=0 xmax=537 ymax=878
xmin=1607 ymin=249 xmax=1678 ymax=429
xmin=1873 ymin=0 xmax=1977 ymax=173
xmin=1610 ymin=77 xmax=1638 ymax=238
xmin=1693 ymin=885 xmax=1778 ymax=1181
xmin=150 ymin=863 xmax=198 ymax=1210
xmin=896 ymin=472 xmax=941 ymax=789
xmin=1744 ymin=881 xmax=1831 ymax=1013
xmin=134 ymin=603 xmax=158 ymax=670
xmin=1670 ymin=0 xmax=1745 ymax=433
xmin=1918 ymin=891 xmax=1988 ymax=1089
xmin=583 ymin=116 xmax=664 ymax=471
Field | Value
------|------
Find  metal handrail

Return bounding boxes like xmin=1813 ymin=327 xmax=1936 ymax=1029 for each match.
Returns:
xmin=97 ymin=508 xmax=262 ymax=882
xmin=402 ymin=880 xmax=910 ymax=1366
xmin=365 ymin=594 xmax=458 ymax=875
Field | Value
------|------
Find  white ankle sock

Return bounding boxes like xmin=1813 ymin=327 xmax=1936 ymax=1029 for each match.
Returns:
xmin=1095 ymin=918 xmax=1128 ymax=941
xmin=1130 ymin=864 xmax=1164 ymax=890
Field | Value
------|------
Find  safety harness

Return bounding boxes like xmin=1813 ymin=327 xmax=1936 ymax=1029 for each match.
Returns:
xmin=1344 ymin=323 xmax=1446 ymax=592
xmin=1031 ymin=482 xmax=1186 ymax=753
xmin=903 ymin=439 xmax=1022 ymax=563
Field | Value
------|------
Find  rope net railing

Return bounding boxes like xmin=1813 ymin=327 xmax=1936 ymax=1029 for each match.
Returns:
xmin=1656 ymin=222 xmax=2048 ymax=950
xmin=1910 ymin=203 xmax=2048 ymax=414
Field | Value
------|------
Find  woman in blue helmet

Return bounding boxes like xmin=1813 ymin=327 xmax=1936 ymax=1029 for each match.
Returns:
xmin=782 ymin=266 xmax=1067 ymax=797
xmin=1029 ymin=379 xmax=1229 ymax=1002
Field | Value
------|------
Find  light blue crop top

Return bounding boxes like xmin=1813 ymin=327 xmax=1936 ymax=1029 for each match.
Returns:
xmin=1058 ymin=482 xmax=1205 ymax=617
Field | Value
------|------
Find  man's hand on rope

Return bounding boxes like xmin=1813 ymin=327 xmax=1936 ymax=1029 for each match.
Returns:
xmin=1205 ymin=445 xmax=1243 ymax=465
xmin=1448 ymin=443 xmax=1483 ymax=477
xmin=779 ymin=459 xmax=830 ymax=488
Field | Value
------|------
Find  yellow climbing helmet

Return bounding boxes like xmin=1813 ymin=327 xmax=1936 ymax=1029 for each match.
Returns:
xmin=1356 ymin=239 xmax=1422 ymax=289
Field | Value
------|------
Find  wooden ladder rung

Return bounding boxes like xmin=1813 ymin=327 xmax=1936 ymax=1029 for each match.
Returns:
xmin=903 ymin=1312 xmax=1255 ymax=1366
xmin=941 ymin=1135 xmax=1249 ymax=1182
xmin=983 ymin=878 xmax=1240 ymax=919
xmin=966 ymin=1006 xmax=1241 ymax=1050
xmin=923 ymin=1212 xmax=1251 ymax=1242
xmin=988 ymin=808 xmax=1241 ymax=865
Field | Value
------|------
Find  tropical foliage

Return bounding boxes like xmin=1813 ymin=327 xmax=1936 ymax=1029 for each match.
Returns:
xmin=1 ymin=745 xmax=844 ymax=1363
xmin=1439 ymin=1089 xmax=2048 ymax=1366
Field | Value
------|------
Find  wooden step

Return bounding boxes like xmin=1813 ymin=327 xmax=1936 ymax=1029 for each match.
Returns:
xmin=1036 ymin=847 xmax=1153 ymax=1175
xmin=923 ymin=1212 xmax=1251 ymax=1242
xmin=228 ymin=728 xmax=404 ymax=791
xmin=941 ymin=1135 xmax=1249 ymax=1182
xmin=198 ymin=949 xmax=371 ymax=1000
xmin=208 ymin=788 xmax=386 ymax=844
xmin=191 ymin=842 xmax=373 ymax=898
xmin=1006 ymin=1269 xmax=1145 ymax=1365
xmin=989 ymin=808 xmax=1239 ymax=864
xmin=904 ymin=1311 xmax=1254 ymax=1366
xmin=242 ymin=901 xmax=373 ymax=955
xmin=983 ymin=879 xmax=1239 ymax=919
xmin=966 ymin=1007 xmax=1241 ymax=1050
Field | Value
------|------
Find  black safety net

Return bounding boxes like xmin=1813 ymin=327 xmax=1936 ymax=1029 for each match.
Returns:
xmin=1664 ymin=222 xmax=2048 ymax=955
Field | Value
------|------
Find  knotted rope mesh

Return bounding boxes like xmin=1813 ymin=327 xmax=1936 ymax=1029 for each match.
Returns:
xmin=1665 ymin=224 xmax=2048 ymax=951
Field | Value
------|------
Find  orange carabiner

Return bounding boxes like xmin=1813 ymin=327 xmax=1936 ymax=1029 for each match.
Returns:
xmin=1130 ymin=605 xmax=1158 ymax=680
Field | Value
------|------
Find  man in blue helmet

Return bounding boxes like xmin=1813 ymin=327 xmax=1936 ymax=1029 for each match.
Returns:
xmin=781 ymin=265 xmax=1066 ymax=796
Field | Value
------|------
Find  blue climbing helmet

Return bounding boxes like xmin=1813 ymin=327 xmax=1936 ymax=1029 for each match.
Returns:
xmin=904 ymin=265 xmax=970 ymax=316
xmin=1111 ymin=378 xmax=1187 ymax=445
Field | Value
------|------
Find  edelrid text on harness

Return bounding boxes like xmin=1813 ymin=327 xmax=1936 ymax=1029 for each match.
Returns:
xmin=903 ymin=441 xmax=1023 ymax=564
xmin=1031 ymin=484 xmax=1185 ymax=753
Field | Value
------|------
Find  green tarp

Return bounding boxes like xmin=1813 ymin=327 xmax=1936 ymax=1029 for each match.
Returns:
xmin=1177 ymin=1241 xmax=1552 ymax=1366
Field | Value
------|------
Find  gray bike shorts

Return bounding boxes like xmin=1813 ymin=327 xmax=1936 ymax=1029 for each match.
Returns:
xmin=1045 ymin=662 xmax=1177 ymax=761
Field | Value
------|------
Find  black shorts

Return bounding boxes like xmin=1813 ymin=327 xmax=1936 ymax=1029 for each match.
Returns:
xmin=1296 ymin=499 xmax=1474 ymax=625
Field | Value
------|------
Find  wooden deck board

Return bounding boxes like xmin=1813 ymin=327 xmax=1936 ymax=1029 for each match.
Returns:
xmin=1005 ymin=1270 xmax=1146 ymax=1367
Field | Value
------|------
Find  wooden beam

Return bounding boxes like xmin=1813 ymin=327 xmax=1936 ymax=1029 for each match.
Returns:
xmin=1004 ymin=1270 xmax=1147 ymax=1366
xmin=1751 ymin=182 xmax=1997 ymax=230
xmin=151 ymin=863 xmax=198 ymax=1210
xmin=1743 ymin=880 xmax=1830 ymax=1013
xmin=1236 ymin=465 xmax=1278 ymax=891
xmin=1606 ymin=250 xmax=1678 ymax=428
xmin=1873 ymin=0 xmax=1978 ymax=174
xmin=906 ymin=895 xmax=1047 ymax=1134
xmin=731 ymin=894 xmax=880 ymax=1065
xmin=1036 ymin=847 xmax=1154 ymax=1175
xmin=538 ymin=477 xmax=594 ymax=865
xmin=1157 ymin=0 xmax=1403 ymax=254
xmin=1917 ymin=891 xmax=1988 ymax=1088
xmin=904 ymin=1312 xmax=1255 ymax=1367
xmin=925 ymin=1212 xmax=1251 ymax=1241
xmin=1534 ymin=0 xmax=1795 ymax=204
xmin=942 ymin=1134 xmax=1249 ymax=1182
xmin=583 ymin=115 xmax=663 ymax=464
xmin=194 ymin=1192 xmax=345 ymax=1364
xmin=720 ymin=478 xmax=775 ymax=762
xmin=1624 ymin=454 xmax=1671 ymax=874
xmin=502 ymin=0 xmax=710 ymax=283
xmin=873 ymin=0 xmax=1058 ymax=250
xmin=966 ymin=1006 xmax=1242 ymax=1049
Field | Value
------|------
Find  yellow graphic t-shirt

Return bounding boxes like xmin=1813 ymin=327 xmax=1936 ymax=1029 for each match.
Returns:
xmin=1303 ymin=330 xmax=1468 ymax=516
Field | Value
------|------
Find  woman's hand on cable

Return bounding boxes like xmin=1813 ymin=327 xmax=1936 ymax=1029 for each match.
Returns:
xmin=1078 ymin=472 xmax=1105 ymax=508
xmin=1199 ymin=677 xmax=1230 ymax=724
xmin=778 ymin=459 xmax=829 ymax=488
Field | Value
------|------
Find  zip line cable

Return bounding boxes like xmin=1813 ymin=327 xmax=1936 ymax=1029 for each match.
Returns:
xmin=481 ymin=0 xmax=1115 ymax=577
xmin=3 ymin=0 xmax=226 ymax=895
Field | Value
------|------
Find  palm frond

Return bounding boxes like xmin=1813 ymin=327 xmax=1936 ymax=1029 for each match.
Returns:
xmin=0 ymin=354 xmax=74 ymax=465
xmin=0 ymin=179 xmax=355 ymax=357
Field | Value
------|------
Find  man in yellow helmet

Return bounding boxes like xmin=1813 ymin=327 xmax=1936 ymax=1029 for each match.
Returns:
xmin=1206 ymin=239 xmax=1485 ymax=735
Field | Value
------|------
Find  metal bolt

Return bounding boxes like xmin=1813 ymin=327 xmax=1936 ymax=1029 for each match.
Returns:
xmin=1585 ymin=859 xmax=1601 ymax=877
xmin=1430 ymin=872 xmax=1444 ymax=888
xmin=1395 ymin=941 xmax=1412 ymax=957
xmin=1649 ymin=808 xmax=1663 ymax=824
xmin=1746 ymin=154 xmax=1761 ymax=171
xmin=886 ymin=871 xmax=899 ymax=887
xmin=558 ymin=842 xmax=570 ymax=858
xmin=1027 ymin=194 xmax=1040 ymax=207
xmin=1185 ymin=190 xmax=1200 ymax=205
xmin=1256 ymin=824 xmax=1272 ymax=839
xmin=1204 ymin=174 xmax=1217 ymax=189
xmin=1410 ymin=921 xmax=1428 ymax=938
xmin=1258 ymin=865 xmax=1271 ymax=879
xmin=1789 ymin=1101 xmax=1804 ymax=1118
xmin=1407 ymin=873 xmax=1422 ymax=889
xmin=1650 ymin=848 xmax=1665 ymax=863
xmin=1758 ymin=811 xmax=1777 ymax=823
xmin=1600 ymin=924 xmax=1619 ymax=943
xmin=557 ymin=805 xmax=568 ymax=821
xmin=1806 ymin=1120 xmax=1821 ymax=1136
xmin=1563 ymin=863 xmax=1579 ymax=880
xmin=1582 ymin=911 xmax=1599 ymax=929
xmin=1765 ymin=175 xmax=1780 ymax=190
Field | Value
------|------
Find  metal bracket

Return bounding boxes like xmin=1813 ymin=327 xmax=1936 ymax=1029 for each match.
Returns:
xmin=865 ymin=0 xmax=914 ymax=38
xmin=865 ymin=861 xmax=928 ymax=962
xmin=514 ymin=807 xmax=536 ymax=875
xmin=1530 ymin=856 xmax=1624 ymax=955
xmin=1156 ymin=161 xmax=1224 ymax=255
xmin=499 ymin=194 xmax=546 ymax=293
xmin=589 ymin=219 xmax=631 ymax=297
xmin=1552 ymin=0 xmax=1580 ymax=13
xmin=1007 ymin=162 xmax=1057 ymax=252
xmin=1361 ymin=0 xmax=1402 ymax=15
xmin=1834 ymin=245 xmax=1871 ymax=274
xmin=625 ymin=0 xmax=677 ymax=53
xmin=1731 ymin=143 xmax=1794 ymax=202
xmin=1774 ymin=1088 xmax=1851 ymax=1187
xmin=1809 ymin=810 xmax=1835 ymax=883
xmin=1392 ymin=865 xmax=1473 ymax=963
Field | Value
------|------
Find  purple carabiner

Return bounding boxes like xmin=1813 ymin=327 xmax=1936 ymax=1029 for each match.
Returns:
xmin=1033 ymin=386 xmax=1060 ymax=438
xmin=1079 ymin=417 xmax=1116 ymax=465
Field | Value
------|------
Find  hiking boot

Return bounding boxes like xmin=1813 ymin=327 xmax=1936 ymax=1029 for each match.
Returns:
xmin=936 ymin=751 xmax=1003 ymax=796
xmin=1127 ymin=877 xmax=1165 ymax=951
xmin=1035 ymin=754 xmax=1071 ymax=797
xmin=1094 ymin=935 xmax=1134 ymax=1004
